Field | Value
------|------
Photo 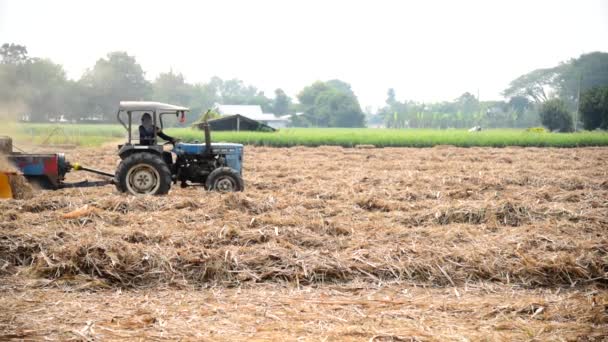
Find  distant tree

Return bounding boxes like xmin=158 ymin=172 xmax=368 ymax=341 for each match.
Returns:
xmin=152 ymin=71 xmax=193 ymax=105
xmin=508 ymin=96 xmax=531 ymax=120
xmin=481 ymin=100 xmax=513 ymax=128
xmin=192 ymin=82 xmax=219 ymax=111
xmin=314 ymin=90 xmax=365 ymax=127
xmin=325 ymin=79 xmax=355 ymax=97
xmin=580 ymin=86 xmax=608 ymax=130
xmin=503 ymin=52 xmax=608 ymax=107
xmin=150 ymin=71 xmax=206 ymax=125
xmin=386 ymin=110 xmax=410 ymax=128
xmin=0 ymin=61 xmax=20 ymax=105
xmin=539 ymin=99 xmax=573 ymax=132
xmin=456 ymin=92 xmax=479 ymax=114
xmin=503 ymin=67 xmax=556 ymax=103
xmin=298 ymin=81 xmax=331 ymax=108
xmin=379 ymin=88 xmax=411 ymax=128
xmin=386 ymin=88 xmax=396 ymax=106
xmin=428 ymin=101 xmax=459 ymax=119
xmin=62 ymin=80 xmax=88 ymax=121
xmin=220 ymin=78 xmax=254 ymax=101
xmin=555 ymin=52 xmax=608 ymax=104
xmin=23 ymin=58 xmax=70 ymax=121
xmin=272 ymin=88 xmax=291 ymax=115
xmin=78 ymin=51 xmax=151 ymax=120
xmin=209 ymin=77 xmax=272 ymax=112
xmin=0 ymin=43 xmax=29 ymax=64
xmin=296 ymin=80 xmax=365 ymax=127
xmin=0 ymin=43 xmax=70 ymax=122
xmin=364 ymin=106 xmax=382 ymax=126
xmin=0 ymin=43 xmax=29 ymax=106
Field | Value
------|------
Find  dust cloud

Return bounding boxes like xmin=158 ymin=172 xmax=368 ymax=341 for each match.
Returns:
xmin=0 ymin=101 xmax=28 ymax=146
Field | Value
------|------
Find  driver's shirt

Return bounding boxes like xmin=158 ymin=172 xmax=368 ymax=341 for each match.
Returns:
xmin=138 ymin=125 xmax=174 ymax=145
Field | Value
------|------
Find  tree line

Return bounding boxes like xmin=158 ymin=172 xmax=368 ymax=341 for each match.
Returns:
xmin=504 ymin=52 xmax=608 ymax=131
xmin=1 ymin=42 xmax=606 ymax=130
xmin=374 ymin=90 xmax=540 ymax=129
xmin=375 ymin=52 xmax=608 ymax=131
xmin=0 ymin=43 xmax=364 ymax=127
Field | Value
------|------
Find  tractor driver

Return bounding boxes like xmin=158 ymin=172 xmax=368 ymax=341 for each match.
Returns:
xmin=139 ymin=113 xmax=177 ymax=145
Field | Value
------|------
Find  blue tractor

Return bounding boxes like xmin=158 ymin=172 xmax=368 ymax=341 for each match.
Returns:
xmin=115 ymin=101 xmax=244 ymax=195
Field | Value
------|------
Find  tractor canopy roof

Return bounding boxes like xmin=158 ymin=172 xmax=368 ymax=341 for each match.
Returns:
xmin=119 ymin=101 xmax=189 ymax=112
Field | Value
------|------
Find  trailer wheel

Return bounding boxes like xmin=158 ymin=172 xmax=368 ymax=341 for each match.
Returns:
xmin=115 ymin=153 xmax=171 ymax=195
xmin=205 ymin=167 xmax=244 ymax=192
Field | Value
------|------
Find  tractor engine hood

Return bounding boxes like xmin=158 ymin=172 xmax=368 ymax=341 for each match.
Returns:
xmin=173 ymin=142 xmax=243 ymax=155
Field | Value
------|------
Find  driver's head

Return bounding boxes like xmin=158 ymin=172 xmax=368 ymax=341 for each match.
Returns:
xmin=141 ymin=113 xmax=152 ymax=125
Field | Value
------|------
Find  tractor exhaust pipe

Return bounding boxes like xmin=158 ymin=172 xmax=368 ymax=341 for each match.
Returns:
xmin=203 ymin=121 xmax=211 ymax=153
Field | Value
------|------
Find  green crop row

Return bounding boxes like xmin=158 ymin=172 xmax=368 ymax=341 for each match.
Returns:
xmin=5 ymin=123 xmax=126 ymax=146
xmin=12 ymin=123 xmax=126 ymax=137
xmin=6 ymin=124 xmax=608 ymax=148
xmin=166 ymin=128 xmax=608 ymax=148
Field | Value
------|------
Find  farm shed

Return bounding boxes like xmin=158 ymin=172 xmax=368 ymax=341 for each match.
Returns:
xmin=218 ymin=105 xmax=289 ymax=129
xmin=203 ymin=114 xmax=276 ymax=132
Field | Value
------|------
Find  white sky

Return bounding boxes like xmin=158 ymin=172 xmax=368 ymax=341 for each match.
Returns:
xmin=1 ymin=0 xmax=607 ymax=108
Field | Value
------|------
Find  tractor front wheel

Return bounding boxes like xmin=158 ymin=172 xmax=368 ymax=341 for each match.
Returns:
xmin=205 ymin=167 xmax=244 ymax=192
xmin=115 ymin=153 xmax=172 ymax=195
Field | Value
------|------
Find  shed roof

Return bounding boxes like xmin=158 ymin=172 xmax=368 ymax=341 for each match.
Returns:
xmin=206 ymin=114 xmax=276 ymax=131
xmin=217 ymin=104 xmax=290 ymax=122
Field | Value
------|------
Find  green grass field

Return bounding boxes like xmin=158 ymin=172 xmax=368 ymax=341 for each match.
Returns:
xmin=167 ymin=127 xmax=608 ymax=148
xmin=6 ymin=123 xmax=125 ymax=146
xmin=6 ymin=124 xmax=608 ymax=148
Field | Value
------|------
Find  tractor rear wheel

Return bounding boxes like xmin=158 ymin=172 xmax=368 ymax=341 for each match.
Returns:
xmin=115 ymin=153 xmax=172 ymax=195
xmin=205 ymin=167 xmax=244 ymax=192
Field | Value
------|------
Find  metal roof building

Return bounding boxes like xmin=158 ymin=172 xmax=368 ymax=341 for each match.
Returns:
xmin=216 ymin=105 xmax=289 ymax=129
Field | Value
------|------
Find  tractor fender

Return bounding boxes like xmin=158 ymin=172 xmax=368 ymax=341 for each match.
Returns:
xmin=118 ymin=144 xmax=164 ymax=160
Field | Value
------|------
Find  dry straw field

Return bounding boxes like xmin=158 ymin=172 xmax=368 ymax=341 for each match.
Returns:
xmin=1 ymin=144 xmax=607 ymax=340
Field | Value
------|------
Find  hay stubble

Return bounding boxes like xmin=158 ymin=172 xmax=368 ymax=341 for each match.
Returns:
xmin=1 ymin=145 xmax=607 ymax=340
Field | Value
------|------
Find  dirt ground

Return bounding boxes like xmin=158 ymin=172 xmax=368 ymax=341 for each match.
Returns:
xmin=1 ymin=144 xmax=607 ymax=340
